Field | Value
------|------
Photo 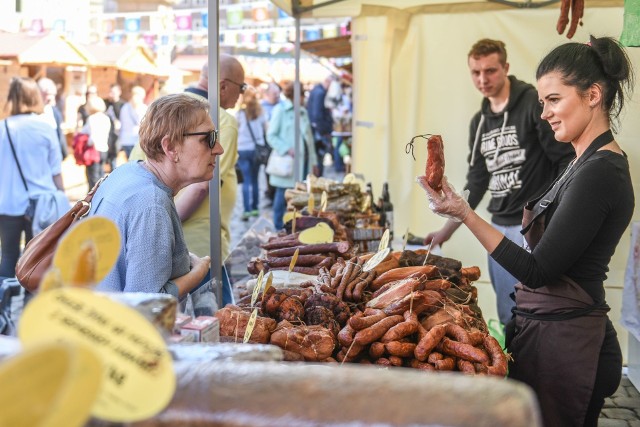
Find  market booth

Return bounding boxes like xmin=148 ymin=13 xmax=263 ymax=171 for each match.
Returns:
xmin=272 ymin=0 xmax=640 ymax=361
xmin=0 ymin=32 xmax=95 ymax=123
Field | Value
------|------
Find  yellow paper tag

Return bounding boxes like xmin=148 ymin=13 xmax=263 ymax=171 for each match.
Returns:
xmin=39 ymin=267 xmax=63 ymax=292
xmin=289 ymin=248 xmax=300 ymax=273
xmin=378 ymin=229 xmax=390 ymax=252
xmin=251 ymin=270 xmax=265 ymax=307
xmin=361 ymin=194 xmax=371 ymax=213
xmin=264 ymin=272 xmax=273 ymax=294
xmin=308 ymin=192 xmax=315 ymax=213
xmin=18 ymin=288 xmax=176 ymax=422
xmin=292 ymin=208 xmax=297 ymax=234
xmin=298 ymin=222 xmax=334 ymax=245
xmin=282 ymin=210 xmax=302 ymax=225
xmin=243 ymin=308 xmax=259 ymax=344
xmin=363 ymin=247 xmax=391 ymax=272
xmin=321 ymin=191 xmax=328 ymax=212
xmin=0 ymin=341 xmax=102 ymax=427
xmin=53 ymin=216 xmax=121 ymax=287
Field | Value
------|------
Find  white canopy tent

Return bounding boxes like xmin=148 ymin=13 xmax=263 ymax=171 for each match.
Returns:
xmin=268 ymin=0 xmax=640 ymax=357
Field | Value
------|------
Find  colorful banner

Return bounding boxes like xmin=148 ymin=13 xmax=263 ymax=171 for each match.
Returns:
xmin=52 ymin=19 xmax=66 ymax=33
xmin=322 ymin=25 xmax=338 ymax=39
xmin=226 ymin=8 xmax=244 ymax=26
xmin=125 ymin=17 xmax=141 ymax=33
xmin=202 ymin=12 xmax=208 ymax=29
xmin=257 ymin=32 xmax=270 ymax=53
xmin=142 ymin=33 xmax=156 ymax=48
xmin=304 ymin=28 xmax=321 ymax=41
xmin=29 ymin=19 xmax=44 ymax=34
xmin=252 ymin=6 xmax=269 ymax=22
xmin=175 ymin=15 xmax=192 ymax=31
xmin=103 ymin=19 xmax=115 ymax=34
xmin=277 ymin=8 xmax=290 ymax=19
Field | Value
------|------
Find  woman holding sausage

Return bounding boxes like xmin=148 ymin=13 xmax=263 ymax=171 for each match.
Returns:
xmin=418 ymin=35 xmax=634 ymax=426
xmin=89 ymin=93 xmax=223 ymax=297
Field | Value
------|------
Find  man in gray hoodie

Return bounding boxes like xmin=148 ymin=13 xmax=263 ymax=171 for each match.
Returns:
xmin=424 ymin=39 xmax=574 ymax=327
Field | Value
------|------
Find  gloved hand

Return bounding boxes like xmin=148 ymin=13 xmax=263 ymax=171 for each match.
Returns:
xmin=416 ymin=175 xmax=471 ymax=223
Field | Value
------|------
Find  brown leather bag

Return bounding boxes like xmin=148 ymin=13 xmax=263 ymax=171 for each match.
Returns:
xmin=15 ymin=176 xmax=106 ymax=292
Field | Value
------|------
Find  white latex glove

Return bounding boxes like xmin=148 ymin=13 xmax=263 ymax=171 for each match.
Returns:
xmin=416 ymin=176 xmax=471 ymax=223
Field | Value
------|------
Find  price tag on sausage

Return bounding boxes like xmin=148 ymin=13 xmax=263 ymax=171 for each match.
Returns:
xmin=264 ymin=272 xmax=273 ymax=295
xmin=243 ymin=308 xmax=258 ymax=344
xmin=320 ymin=191 xmax=328 ymax=212
xmin=378 ymin=229 xmax=390 ymax=252
xmin=18 ymin=288 xmax=175 ymax=422
xmin=363 ymin=247 xmax=391 ymax=272
xmin=361 ymin=194 xmax=371 ymax=213
xmin=308 ymin=192 xmax=315 ymax=213
xmin=251 ymin=270 xmax=265 ymax=307
xmin=53 ymin=216 xmax=121 ymax=287
xmin=292 ymin=208 xmax=298 ymax=234
xmin=288 ymin=248 xmax=300 ymax=273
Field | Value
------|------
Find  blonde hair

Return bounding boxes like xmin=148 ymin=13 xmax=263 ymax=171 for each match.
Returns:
xmin=242 ymin=90 xmax=262 ymax=121
xmin=87 ymin=95 xmax=106 ymax=115
xmin=139 ymin=93 xmax=210 ymax=161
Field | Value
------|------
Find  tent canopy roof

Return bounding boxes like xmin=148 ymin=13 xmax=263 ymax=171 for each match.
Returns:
xmin=271 ymin=0 xmax=621 ymax=17
xmin=0 ymin=32 xmax=94 ymax=66
xmin=301 ymin=35 xmax=352 ymax=58
xmin=87 ymin=43 xmax=167 ymax=77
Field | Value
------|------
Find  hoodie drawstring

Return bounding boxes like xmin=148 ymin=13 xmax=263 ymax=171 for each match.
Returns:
xmin=469 ymin=114 xmax=485 ymax=167
xmin=469 ymin=111 xmax=509 ymax=166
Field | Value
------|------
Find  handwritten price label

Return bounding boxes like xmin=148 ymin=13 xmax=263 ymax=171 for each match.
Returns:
xmin=251 ymin=270 xmax=265 ymax=307
xmin=321 ymin=191 xmax=328 ymax=212
xmin=363 ymin=247 xmax=391 ymax=272
xmin=243 ymin=308 xmax=258 ymax=344
xmin=378 ymin=229 xmax=390 ymax=252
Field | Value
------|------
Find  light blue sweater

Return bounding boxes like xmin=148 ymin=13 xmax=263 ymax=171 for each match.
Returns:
xmin=89 ymin=161 xmax=188 ymax=296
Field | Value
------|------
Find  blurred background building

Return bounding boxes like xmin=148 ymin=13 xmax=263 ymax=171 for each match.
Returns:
xmin=0 ymin=0 xmax=352 ymax=126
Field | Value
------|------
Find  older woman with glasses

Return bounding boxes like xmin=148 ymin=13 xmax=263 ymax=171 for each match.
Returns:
xmin=88 ymin=93 xmax=224 ymax=297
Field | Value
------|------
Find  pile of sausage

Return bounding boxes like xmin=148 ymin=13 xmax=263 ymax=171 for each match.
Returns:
xmin=220 ymin=248 xmax=509 ymax=376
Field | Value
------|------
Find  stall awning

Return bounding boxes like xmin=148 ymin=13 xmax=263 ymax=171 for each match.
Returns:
xmin=89 ymin=44 xmax=167 ymax=77
xmin=0 ymin=33 xmax=94 ymax=66
xmin=301 ymin=35 xmax=351 ymax=58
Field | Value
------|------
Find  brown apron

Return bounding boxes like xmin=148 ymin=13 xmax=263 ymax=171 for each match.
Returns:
xmin=508 ymin=277 xmax=608 ymax=427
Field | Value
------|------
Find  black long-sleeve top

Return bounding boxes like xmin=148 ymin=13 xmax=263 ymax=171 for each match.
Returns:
xmin=491 ymin=148 xmax=634 ymax=304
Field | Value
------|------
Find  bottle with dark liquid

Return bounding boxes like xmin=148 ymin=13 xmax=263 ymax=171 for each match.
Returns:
xmin=366 ymin=182 xmax=377 ymax=213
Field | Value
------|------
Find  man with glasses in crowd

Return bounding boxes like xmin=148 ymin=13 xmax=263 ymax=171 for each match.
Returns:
xmin=177 ymin=54 xmax=246 ymax=306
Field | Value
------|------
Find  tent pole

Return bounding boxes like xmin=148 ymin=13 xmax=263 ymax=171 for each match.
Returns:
xmin=293 ymin=0 xmax=302 ymax=183
xmin=208 ymin=0 xmax=223 ymax=309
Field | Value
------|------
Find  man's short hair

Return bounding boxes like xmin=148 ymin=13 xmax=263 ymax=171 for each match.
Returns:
xmin=468 ymin=39 xmax=507 ymax=66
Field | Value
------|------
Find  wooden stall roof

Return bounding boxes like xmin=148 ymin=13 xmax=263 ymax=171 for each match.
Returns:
xmin=88 ymin=44 xmax=168 ymax=77
xmin=300 ymin=35 xmax=351 ymax=58
xmin=0 ymin=32 xmax=94 ymax=66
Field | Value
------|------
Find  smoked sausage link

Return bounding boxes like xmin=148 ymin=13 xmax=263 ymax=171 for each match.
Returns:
xmin=426 ymin=135 xmax=445 ymax=191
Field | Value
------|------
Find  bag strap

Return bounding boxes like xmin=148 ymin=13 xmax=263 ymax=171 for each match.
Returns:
xmin=4 ymin=119 xmax=29 ymax=193
xmin=244 ymin=110 xmax=259 ymax=145
xmin=521 ymin=130 xmax=614 ymax=235
xmin=74 ymin=174 xmax=108 ymax=220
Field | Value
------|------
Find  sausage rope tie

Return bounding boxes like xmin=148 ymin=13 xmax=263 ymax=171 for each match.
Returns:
xmin=405 ymin=133 xmax=433 ymax=161
xmin=342 ymin=339 xmax=359 ymax=366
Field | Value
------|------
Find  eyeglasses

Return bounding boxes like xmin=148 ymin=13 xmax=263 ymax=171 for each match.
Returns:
xmin=223 ymin=78 xmax=248 ymax=94
xmin=183 ymin=129 xmax=219 ymax=149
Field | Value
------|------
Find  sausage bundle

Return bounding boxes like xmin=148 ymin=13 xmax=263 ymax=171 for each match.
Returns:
xmin=556 ymin=0 xmax=584 ymax=39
